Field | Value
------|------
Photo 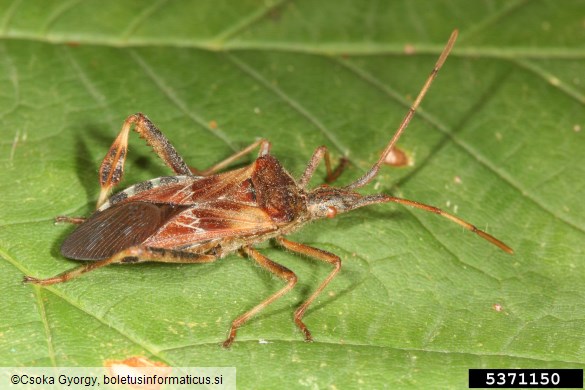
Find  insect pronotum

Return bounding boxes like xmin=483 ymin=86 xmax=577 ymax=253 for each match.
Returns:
xmin=24 ymin=30 xmax=512 ymax=347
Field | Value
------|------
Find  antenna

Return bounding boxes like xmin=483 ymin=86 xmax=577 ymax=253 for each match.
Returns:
xmin=347 ymin=29 xmax=459 ymax=190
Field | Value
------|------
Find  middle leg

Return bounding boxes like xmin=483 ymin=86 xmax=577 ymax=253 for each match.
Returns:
xmin=54 ymin=216 xmax=86 ymax=224
xmin=223 ymin=246 xmax=297 ymax=348
xmin=190 ymin=139 xmax=271 ymax=177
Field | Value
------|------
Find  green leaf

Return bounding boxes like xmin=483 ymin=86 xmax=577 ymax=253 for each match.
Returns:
xmin=1 ymin=0 xmax=584 ymax=388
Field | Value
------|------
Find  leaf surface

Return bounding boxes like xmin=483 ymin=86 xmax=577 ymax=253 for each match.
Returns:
xmin=1 ymin=0 xmax=584 ymax=387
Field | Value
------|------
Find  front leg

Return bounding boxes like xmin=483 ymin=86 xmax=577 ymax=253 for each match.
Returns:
xmin=298 ymin=145 xmax=349 ymax=189
xmin=275 ymin=237 xmax=341 ymax=342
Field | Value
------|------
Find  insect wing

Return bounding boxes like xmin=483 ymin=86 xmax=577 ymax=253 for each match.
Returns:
xmin=61 ymin=202 xmax=185 ymax=260
xmin=143 ymin=199 xmax=277 ymax=249
xmin=128 ymin=167 xmax=255 ymax=206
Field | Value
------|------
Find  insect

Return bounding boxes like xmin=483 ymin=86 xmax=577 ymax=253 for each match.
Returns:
xmin=24 ymin=30 xmax=512 ymax=347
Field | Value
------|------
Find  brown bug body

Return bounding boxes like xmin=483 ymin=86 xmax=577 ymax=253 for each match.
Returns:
xmin=61 ymin=156 xmax=310 ymax=262
xmin=24 ymin=30 xmax=512 ymax=347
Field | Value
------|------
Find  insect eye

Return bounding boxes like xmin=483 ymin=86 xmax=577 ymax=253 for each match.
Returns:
xmin=326 ymin=206 xmax=337 ymax=219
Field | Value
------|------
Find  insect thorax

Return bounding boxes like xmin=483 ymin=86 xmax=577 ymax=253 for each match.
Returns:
xmin=97 ymin=155 xmax=309 ymax=228
xmin=251 ymin=155 xmax=307 ymax=225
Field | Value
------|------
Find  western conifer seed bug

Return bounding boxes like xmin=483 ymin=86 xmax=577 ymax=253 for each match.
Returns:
xmin=24 ymin=30 xmax=513 ymax=348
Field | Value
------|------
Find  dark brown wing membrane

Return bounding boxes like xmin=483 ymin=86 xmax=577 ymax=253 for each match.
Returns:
xmin=61 ymin=202 xmax=185 ymax=260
